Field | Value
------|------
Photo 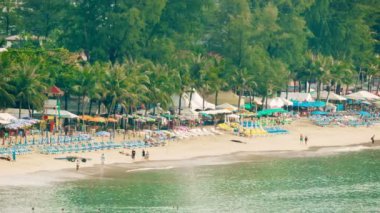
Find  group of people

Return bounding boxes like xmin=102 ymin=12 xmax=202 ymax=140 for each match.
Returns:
xmin=300 ymin=134 xmax=308 ymax=145
xmin=131 ymin=149 xmax=149 ymax=160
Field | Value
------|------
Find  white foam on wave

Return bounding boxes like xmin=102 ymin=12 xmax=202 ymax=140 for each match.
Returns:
xmin=126 ymin=166 xmax=175 ymax=173
xmin=318 ymin=145 xmax=370 ymax=154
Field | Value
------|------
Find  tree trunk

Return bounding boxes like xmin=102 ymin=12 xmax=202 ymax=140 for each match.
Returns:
xmin=325 ymin=82 xmax=333 ymax=110
xmin=298 ymin=81 xmax=302 ymax=92
xmin=367 ymin=75 xmax=371 ymax=92
xmin=237 ymin=89 xmax=243 ymax=111
xmin=249 ymin=91 xmax=253 ymax=112
xmin=293 ymin=80 xmax=297 ymax=92
xmin=214 ymin=91 xmax=218 ymax=106
xmin=188 ymin=89 xmax=193 ymax=109
xmin=202 ymin=95 xmax=205 ymax=111
xmin=178 ymin=93 xmax=182 ymax=115
xmin=64 ymin=93 xmax=68 ymax=110
xmin=359 ymin=67 xmax=363 ymax=89
xmin=336 ymin=84 xmax=341 ymax=95
xmin=27 ymin=100 xmax=32 ymax=118
xmin=82 ymin=94 xmax=85 ymax=116
xmin=97 ymin=100 xmax=101 ymax=115
xmin=88 ymin=99 xmax=93 ymax=115
xmin=345 ymin=84 xmax=349 ymax=95
xmin=18 ymin=101 xmax=22 ymax=119
xmin=304 ymin=81 xmax=308 ymax=93
xmin=316 ymin=81 xmax=321 ymax=100
xmin=77 ymin=96 xmax=80 ymax=115
xmin=285 ymin=79 xmax=289 ymax=99
xmin=376 ymin=79 xmax=380 ymax=94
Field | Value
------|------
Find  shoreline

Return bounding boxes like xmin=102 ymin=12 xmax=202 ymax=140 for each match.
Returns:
xmin=0 ymin=119 xmax=380 ymax=185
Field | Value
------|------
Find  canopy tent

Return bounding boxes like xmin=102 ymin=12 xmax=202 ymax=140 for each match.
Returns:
xmin=206 ymin=91 xmax=244 ymax=107
xmin=0 ymin=113 xmax=17 ymax=124
xmin=34 ymin=109 xmax=78 ymax=119
xmin=312 ymin=91 xmax=347 ymax=101
xmin=4 ymin=119 xmax=40 ymax=130
xmin=267 ymin=97 xmax=293 ymax=109
xmin=357 ymin=111 xmax=371 ymax=117
xmin=257 ymin=108 xmax=288 ymax=117
xmin=280 ymin=92 xmax=314 ymax=102
xmin=226 ymin=114 xmax=240 ymax=119
xmin=311 ymin=111 xmax=328 ymax=115
xmin=345 ymin=91 xmax=380 ymax=101
xmin=216 ymin=103 xmax=238 ymax=111
xmin=48 ymin=86 xmax=64 ymax=96
xmin=172 ymin=91 xmax=215 ymax=111
xmin=199 ymin=109 xmax=232 ymax=115
xmin=292 ymin=101 xmax=326 ymax=108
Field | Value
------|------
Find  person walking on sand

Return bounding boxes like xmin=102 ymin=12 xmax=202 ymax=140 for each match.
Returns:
xmin=305 ymin=136 xmax=308 ymax=145
xmin=371 ymin=135 xmax=375 ymax=144
xmin=76 ymin=159 xmax=80 ymax=171
xmin=300 ymin=134 xmax=304 ymax=144
xmin=142 ymin=149 xmax=145 ymax=157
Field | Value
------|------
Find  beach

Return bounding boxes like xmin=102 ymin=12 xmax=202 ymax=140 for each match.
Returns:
xmin=0 ymin=118 xmax=379 ymax=185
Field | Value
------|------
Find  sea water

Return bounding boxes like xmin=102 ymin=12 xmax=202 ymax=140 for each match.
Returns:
xmin=0 ymin=149 xmax=379 ymax=213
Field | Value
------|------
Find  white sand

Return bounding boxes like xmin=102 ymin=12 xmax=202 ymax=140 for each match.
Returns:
xmin=0 ymin=118 xmax=379 ymax=182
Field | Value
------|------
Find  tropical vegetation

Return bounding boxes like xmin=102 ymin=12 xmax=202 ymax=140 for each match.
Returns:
xmin=0 ymin=0 xmax=378 ymax=116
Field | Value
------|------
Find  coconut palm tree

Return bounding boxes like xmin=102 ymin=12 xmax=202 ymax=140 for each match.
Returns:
xmin=0 ymin=54 xmax=15 ymax=109
xmin=72 ymin=63 xmax=99 ymax=115
xmin=230 ymin=67 xmax=255 ymax=110
xmin=12 ymin=55 xmax=48 ymax=118
xmin=143 ymin=61 xmax=176 ymax=114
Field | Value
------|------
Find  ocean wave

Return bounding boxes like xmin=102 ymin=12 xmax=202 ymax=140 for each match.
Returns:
xmin=126 ymin=166 xmax=175 ymax=173
xmin=317 ymin=145 xmax=370 ymax=153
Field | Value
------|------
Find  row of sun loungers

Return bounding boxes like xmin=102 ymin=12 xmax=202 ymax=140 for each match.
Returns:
xmin=39 ymin=141 xmax=121 ymax=154
xmin=0 ymin=146 xmax=32 ymax=156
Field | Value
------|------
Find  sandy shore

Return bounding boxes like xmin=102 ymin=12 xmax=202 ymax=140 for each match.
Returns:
xmin=0 ymin=118 xmax=379 ymax=184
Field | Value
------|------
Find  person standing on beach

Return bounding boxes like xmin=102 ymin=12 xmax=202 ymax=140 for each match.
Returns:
xmin=142 ymin=149 xmax=145 ymax=157
xmin=131 ymin=149 xmax=136 ymax=160
xmin=145 ymin=151 xmax=149 ymax=160
xmin=371 ymin=135 xmax=375 ymax=144
xmin=101 ymin=153 xmax=105 ymax=165
xmin=76 ymin=159 xmax=80 ymax=171
xmin=305 ymin=136 xmax=308 ymax=145
xmin=300 ymin=134 xmax=304 ymax=144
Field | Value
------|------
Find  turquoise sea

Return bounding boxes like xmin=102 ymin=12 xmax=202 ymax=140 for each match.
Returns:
xmin=0 ymin=149 xmax=379 ymax=213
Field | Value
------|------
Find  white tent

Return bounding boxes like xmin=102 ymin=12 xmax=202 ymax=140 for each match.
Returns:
xmin=199 ymin=109 xmax=232 ymax=115
xmin=216 ymin=103 xmax=238 ymax=111
xmin=345 ymin=91 xmax=380 ymax=101
xmin=280 ymin=92 xmax=314 ymax=102
xmin=0 ymin=113 xmax=17 ymax=124
xmin=267 ymin=97 xmax=293 ymax=109
xmin=312 ymin=91 xmax=347 ymax=101
xmin=172 ymin=91 xmax=215 ymax=111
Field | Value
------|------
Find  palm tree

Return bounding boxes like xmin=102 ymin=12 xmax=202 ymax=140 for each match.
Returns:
xmin=0 ymin=54 xmax=15 ymax=109
xmin=230 ymin=67 xmax=255 ymax=110
xmin=143 ymin=61 xmax=176 ymax=114
xmin=12 ymin=56 xmax=48 ymax=118
xmin=73 ymin=63 xmax=99 ymax=115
